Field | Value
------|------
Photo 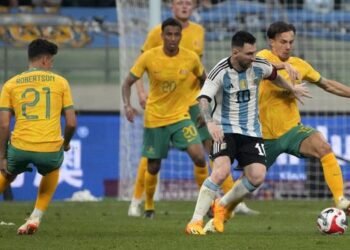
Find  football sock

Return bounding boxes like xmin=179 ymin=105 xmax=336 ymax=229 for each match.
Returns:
xmin=191 ymin=178 xmax=219 ymax=221
xmin=144 ymin=170 xmax=158 ymax=211
xmin=220 ymin=175 xmax=235 ymax=194
xmin=35 ymin=168 xmax=59 ymax=211
xmin=0 ymin=172 xmax=10 ymax=193
xmin=132 ymin=157 xmax=148 ymax=200
xmin=219 ymin=177 xmax=256 ymax=208
xmin=30 ymin=208 xmax=44 ymax=220
xmin=321 ymin=153 xmax=344 ymax=201
xmin=193 ymin=164 xmax=208 ymax=188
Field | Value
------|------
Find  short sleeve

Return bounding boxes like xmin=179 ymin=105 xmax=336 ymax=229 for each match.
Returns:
xmin=130 ymin=52 xmax=148 ymax=79
xmin=0 ymin=83 xmax=12 ymax=111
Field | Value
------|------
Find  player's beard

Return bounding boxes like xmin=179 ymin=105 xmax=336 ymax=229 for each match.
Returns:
xmin=238 ymin=60 xmax=252 ymax=71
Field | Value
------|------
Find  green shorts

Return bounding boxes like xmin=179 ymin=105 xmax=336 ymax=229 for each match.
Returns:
xmin=142 ymin=119 xmax=202 ymax=159
xmin=189 ymin=104 xmax=211 ymax=142
xmin=264 ymin=124 xmax=317 ymax=168
xmin=7 ymin=144 xmax=64 ymax=176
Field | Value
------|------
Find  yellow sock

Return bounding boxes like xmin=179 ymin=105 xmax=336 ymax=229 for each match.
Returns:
xmin=144 ymin=170 xmax=158 ymax=211
xmin=132 ymin=157 xmax=148 ymax=200
xmin=0 ymin=172 xmax=11 ymax=193
xmin=193 ymin=164 xmax=208 ymax=188
xmin=221 ymin=175 xmax=235 ymax=194
xmin=35 ymin=169 xmax=59 ymax=211
xmin=321 ymin=153 xmax=344 ymax=201
xmin=208 ymin=160 xmax=234 ymax=194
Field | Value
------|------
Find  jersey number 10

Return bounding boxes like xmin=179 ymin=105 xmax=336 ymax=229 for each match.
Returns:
xmin=236 ymin=90 xmax=250 ymax=103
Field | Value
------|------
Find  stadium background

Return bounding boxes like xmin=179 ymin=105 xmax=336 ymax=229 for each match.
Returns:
xmin=1 ymin=0 xmax=350 ymax=201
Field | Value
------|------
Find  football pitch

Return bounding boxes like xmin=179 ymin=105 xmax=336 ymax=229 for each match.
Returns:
xmin=0 ymin=199 xmax=348 ymax=250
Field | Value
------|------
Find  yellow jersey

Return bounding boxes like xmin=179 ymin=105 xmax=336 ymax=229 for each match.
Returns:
xmin=141 ymin=21 xmax=205 ymax=108
xmin=0 ymin=68 xmax=74 ymax=152
xmin=130 ymin=46 xmax=204 ymax=128
xmin=257 ymin=49 xmax=321 ymax=139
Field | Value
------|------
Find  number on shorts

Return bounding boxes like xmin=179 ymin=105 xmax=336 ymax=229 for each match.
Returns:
xmin=255 ymin=142 xmax=266 ymax=156
xmin=183 ymin=125 xmax=198 ymax=142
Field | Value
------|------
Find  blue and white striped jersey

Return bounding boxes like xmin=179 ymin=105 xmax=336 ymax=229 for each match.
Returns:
xmin=199 ymin=56 xmax=276 ymax=138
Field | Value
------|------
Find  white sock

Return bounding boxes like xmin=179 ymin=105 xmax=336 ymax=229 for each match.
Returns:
xmin=191 ymin=178 xmax=219 ymax=222
xmin=131 ymin=197 xmax=142 ymax=206
xmin=220 ymin=178 xmax=250 ymax=207
xmin=30 ymin=208 xmax=44 ymax=220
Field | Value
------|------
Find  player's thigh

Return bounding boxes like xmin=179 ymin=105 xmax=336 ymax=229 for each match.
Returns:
xmin=210 ymin=133 xmax=237 ymax=164
xmin=169 ymin=119 xmax=202 ymax=150
xmin=33 ymin=149 xmax=64 ymax=175
xmin=235 ymin=134 xmax=266 ymax=168
xmin=142 ymin=127 xmax=170 ymax=159
xmin=189 ymin=104 xmax=211 ymax=142
xmin=280 ymin=124 xmax=317 ymax=158
xmin=264 ymin=139 xmax=282 ymax=168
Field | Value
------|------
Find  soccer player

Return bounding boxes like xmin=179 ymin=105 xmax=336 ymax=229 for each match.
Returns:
xmin=257 ymin=21 xmax=350 ymax=212
xmin=185 ymin=31 xmax=310 ymax=235
xmin=122 ymin=17 xmax=208 ymax=219
xmin=0 ymin=38 xmax=76 ymax=235
xmin=128 ymin=0 xmax=257 ymax=217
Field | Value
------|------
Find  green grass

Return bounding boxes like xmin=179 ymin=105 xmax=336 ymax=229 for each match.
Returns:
xmin=0 ymin=199 xmax=349 ymax=250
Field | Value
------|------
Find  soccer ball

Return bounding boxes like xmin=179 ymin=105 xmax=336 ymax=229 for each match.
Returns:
xmin=317 ymin=207 xmax=348 ymax=235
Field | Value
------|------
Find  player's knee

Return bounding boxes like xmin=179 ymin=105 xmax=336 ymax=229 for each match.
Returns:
xmin=0 ymin=169 xmax=16 ymax=183
xmin=246 ymin=168 xmax=266 ymax=187
xmin=211 ymin=169 xmax=230 ymax=184
xmin=192 ymin=155 xmax=206 ymax=167
xmin=147 ymin=159 xmax=161 ymax=175
xmin=317 ymin=141 xmax=332 ymax=158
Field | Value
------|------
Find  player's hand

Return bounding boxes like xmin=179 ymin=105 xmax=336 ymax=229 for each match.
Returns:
xmin=291 ymin=83 xmax=312 ymax=104
xmin=207 ymin=121 xmax=224 ymax=143
xmin=124 ymin=104 xmax=138 ymax=122
xmin=63 ymin=144 xmax=71 ymax=151
xmin=138 ymin=92 xmax=148 ymax=109
xmin=283 ymin=62 xmax=300 ymax=84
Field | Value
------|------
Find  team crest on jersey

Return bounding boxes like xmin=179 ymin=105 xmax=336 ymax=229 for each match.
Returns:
xmin=146 ymin=146 xmax=155 ymax=155
xmin=239 ymin=79 xmax=248 ymax=89
xmin=179 ymin=69 xmax=189 ymax=75
xmin=193 ymin=40 xmax=200 ymax=48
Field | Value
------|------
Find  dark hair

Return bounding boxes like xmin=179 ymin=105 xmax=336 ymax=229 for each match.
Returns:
xmin=28 ymin=38 xmax=58 ymax=61
xmin=267 ymin=21 xmax=296 ymax=39
xmin=161 ymin=17 xmax=182 ymax=31
xmin=231 ymin=31 xmax=256 ymax=48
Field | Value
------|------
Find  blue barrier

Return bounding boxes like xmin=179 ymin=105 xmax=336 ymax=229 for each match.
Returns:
xmin=2 ymin=113 xmax=350 ymax=201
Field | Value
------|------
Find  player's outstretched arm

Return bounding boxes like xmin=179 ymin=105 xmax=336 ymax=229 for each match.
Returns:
xmin=122 ymin=73 xmax=139 ymax=123
xmin=272 ymin=62 xmax=300 ymax=83
xmin=272 ymin=74 xmax=312 ymax=104
xmin=315 ymin=77 xmax=350 ymax=98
